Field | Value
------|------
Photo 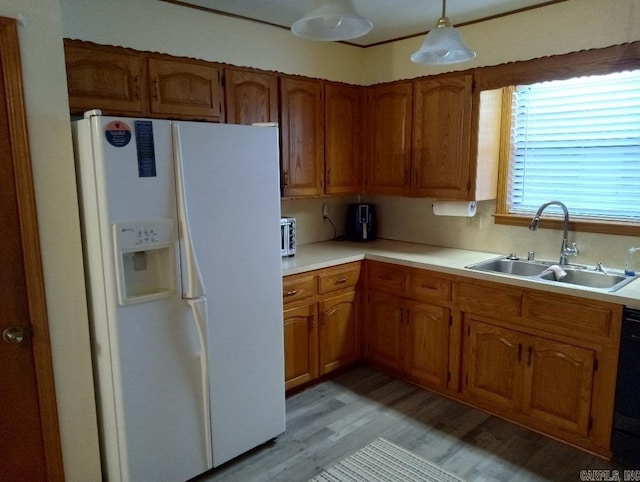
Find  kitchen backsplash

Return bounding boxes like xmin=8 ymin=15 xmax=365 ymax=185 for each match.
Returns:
xmin=281 ymin=196 xmax=359 ymax=245
xmin=284 ymin=196 xmax=639 ymax=271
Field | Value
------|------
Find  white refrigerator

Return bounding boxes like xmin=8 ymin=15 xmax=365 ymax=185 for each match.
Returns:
xmin=72 ymin=111 xmax=285 ymax=482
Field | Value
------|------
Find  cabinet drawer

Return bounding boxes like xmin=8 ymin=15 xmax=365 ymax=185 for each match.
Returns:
xmin=318 ymin=264 xmax=361 ymax=294
xmin=368 ymin=263 xmax=407 ymax=295
xmin=523 ymin=294 xmax=613 ymax=338
xmin=282 ymin=274 xmax=316 ymax=304
xmin=456 ymin=282 xmax=522 ymax=318
xmin=409 ymin=272 xmax=451 ymax=304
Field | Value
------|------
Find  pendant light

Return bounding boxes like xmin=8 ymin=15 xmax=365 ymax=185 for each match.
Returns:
xmin=291 ymin=0 xmax=373 ymax=42
xmin=411 ymin=0 xmax=476 ymax=65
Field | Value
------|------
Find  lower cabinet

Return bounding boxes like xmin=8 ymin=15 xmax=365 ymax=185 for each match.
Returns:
xmin=404 ymin=300 xmax=450 ymax=389
xmin=283 ymin=302 xmax=318 ymax=391
xmin=521 ymin=335 xmax=595 ymax=436
xmin=365 ymin=263 xmax=451 ymax=391
xmin=366 ymin=291 xmax=404 ymax=371
xmin=463 ymin=320 xmax=521 ymax=412
xmin=282 ymin=262 xmax=361 ymax=391
xmin=462 ymin=317 xmax=595 ymax=437
xmin=285 ymin=259 xmax=622 ymax=458
xmin=319 ymin=290 xmax=360 ymax=375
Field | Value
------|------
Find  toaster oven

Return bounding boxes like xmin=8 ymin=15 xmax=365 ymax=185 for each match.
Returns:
xmin=280 ymin=217 xmax=296 ymax=257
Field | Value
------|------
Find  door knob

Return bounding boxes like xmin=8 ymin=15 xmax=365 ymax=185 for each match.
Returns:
xmin=2 ymin=327 xmax=25 ymax=344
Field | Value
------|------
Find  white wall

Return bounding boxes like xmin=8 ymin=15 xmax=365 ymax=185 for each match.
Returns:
xmin=4 ymin=0 xmax=639 ymax=479
xmin=362 ymin=0 xmax=640 ymax=83
xmin=0 ymin=1 xmax=101 ymax=481
xmin=60 ymin=0 xmax=365 ymax=84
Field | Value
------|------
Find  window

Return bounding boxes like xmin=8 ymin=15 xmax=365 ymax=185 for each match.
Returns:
xmin=497 ymin=69 xmax=640 ymax=234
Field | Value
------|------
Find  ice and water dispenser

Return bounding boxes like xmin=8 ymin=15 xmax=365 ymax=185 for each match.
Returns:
xmin=113 ymin=219 xmax=176 ymax=305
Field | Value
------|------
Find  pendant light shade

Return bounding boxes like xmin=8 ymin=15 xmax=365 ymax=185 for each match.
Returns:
xmin=291 ymin=0 xmax=373 ymax=42
xmin=411 ymin=0 xmax=476 ymax=65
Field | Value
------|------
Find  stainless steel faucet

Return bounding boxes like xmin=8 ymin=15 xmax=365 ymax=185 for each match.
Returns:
xmin=529 ymin=201 xmax=578 ymax=265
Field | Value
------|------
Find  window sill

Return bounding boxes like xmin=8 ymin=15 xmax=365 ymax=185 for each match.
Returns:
xmin=493 ymin=213 xmax=640 ymax=237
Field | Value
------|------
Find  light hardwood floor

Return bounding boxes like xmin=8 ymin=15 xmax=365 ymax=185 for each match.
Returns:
xmin=195 ymin=366 xmax=626 ymax=482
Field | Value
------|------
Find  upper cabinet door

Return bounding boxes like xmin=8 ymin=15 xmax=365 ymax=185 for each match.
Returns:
xmin=412 ymin=74 xmax=473 ymax=198
xmin=224 ymin=67 xmax=278 ymax=125
xmin=365 ymin=82 xmax=413 ymax=195
xmin=324 ymin=82 xmax=363 ymax=195
xmin=280 ymin=77 xmax=324 ymax=197
xmin=64 ymin=39 xmax=147 ymax=116
xmin=148 ymin=56 xmax=223 ymax=121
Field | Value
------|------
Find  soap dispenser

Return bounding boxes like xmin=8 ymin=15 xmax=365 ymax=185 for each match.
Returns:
xmin=625 ymin=247 xmax=640 ymax=276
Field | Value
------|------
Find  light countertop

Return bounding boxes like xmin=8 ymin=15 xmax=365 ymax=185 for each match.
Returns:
xmin=282 ymin=239 xmax=640 ymax=309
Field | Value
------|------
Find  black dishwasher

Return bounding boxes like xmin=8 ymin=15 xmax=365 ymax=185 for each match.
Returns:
xmin=611 ymin=307 xmax=640 ymax=464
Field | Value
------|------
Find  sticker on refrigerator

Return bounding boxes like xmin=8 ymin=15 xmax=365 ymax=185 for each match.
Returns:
xmin=104 ymin=121 xmax=132 ymax=148
xmin=134 ymin=120 xmax=157 ymax=178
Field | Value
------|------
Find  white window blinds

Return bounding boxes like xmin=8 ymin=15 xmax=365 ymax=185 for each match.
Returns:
xmin=508 ymin=69 xmax=640 ymax=221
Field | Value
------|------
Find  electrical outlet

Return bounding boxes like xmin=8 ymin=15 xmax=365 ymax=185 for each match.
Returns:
xmin=322 ymin=203 xmax=330 ymax=218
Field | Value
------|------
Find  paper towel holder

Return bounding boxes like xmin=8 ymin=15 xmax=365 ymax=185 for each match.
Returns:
xmin=432 ymin=200 xmax=477 ymax=217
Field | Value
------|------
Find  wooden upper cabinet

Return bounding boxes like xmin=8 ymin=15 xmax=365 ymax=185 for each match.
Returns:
xmin=365 ymin=81 xmax=413 ymax=195
xmin=364 ymin=73 xmax=500 ymax=200
xmin=224 ymin=67 xmax=278 ymax=125
xmin=64 ymin=39 xmax=146 ymax=116
xmin=280 ymin=77 xmax=324 ymax=197
xmin=412 ymin=74 xmax=473 ymax=198
xmin=148 ymin=56 xmax=223 ymax=121
xmin=64 ymin=40 xmax=224 ymax=121
xmin=325 ymin=82 xmax=362 ymax=195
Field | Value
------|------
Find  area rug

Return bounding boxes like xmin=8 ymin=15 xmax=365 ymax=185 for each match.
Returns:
xmin=310 ymin=438 xmax=464 ymax=482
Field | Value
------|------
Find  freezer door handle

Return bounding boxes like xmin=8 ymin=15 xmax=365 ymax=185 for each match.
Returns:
xmin=186 ymin=297 xmax=212 ymax=468
xmin=173 ymin=124 xmax=205 ymax=298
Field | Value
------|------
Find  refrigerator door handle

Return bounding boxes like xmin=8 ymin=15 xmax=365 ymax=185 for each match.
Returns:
xmin=186 ymin=297 xmax=212 ymax=468
xmin=172 ymin=124 xmax=205 ymax=299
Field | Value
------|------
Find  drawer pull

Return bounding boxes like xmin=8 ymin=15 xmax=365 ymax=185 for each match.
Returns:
xmin=285 ymin=290 xmax=299 ymax=297
xmin=335 ymin=278 xmax=348 ymax=284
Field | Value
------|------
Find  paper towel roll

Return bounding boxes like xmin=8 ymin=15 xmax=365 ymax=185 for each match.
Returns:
xmin=432 ymin=201 xmax=477 ymax=217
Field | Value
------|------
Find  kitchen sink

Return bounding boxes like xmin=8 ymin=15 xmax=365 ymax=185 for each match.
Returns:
xmin=466 ymin=256 xmax=638 ymax=293
xmin=539 ymin=269 xmax=636 ymax=291
xmin=466 ymin=258 xmax=552 ymax=277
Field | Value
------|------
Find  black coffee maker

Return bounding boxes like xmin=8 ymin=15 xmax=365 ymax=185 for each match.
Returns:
xmin=346 ymin=204 xmax=377 ymax=242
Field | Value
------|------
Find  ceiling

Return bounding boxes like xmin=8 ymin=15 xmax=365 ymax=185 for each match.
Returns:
xmin=160 ymin=0 xmax=566 ymax=47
